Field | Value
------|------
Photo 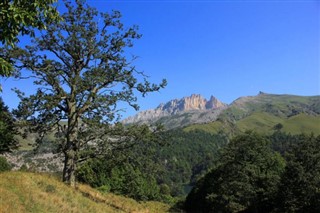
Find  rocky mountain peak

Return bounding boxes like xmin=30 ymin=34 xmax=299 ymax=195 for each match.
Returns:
xmin=156 ymin=94 xmax=225 ymax=114
xmin=122 ymin=94 xmax=227 ymax=126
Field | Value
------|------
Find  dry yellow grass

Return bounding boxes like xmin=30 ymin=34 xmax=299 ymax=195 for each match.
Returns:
xmin=0 ymin=172 xmax=171 ymax=213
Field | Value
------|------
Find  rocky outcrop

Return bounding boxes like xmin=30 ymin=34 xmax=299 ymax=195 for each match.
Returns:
xmin=122 ymin=94 xmax=227 ymax=127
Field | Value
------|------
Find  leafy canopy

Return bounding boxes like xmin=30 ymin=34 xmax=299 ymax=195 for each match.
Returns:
xmin=0 ymin=0 xmax=60 ymax=76
xmin=276 ymin=134 xmax=320 ymax=212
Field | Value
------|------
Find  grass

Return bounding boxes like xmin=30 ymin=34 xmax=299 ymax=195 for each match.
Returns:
xmin=236 ymin=112 xmax=283 ymax=134
xmin=0 ymin=172 xmax=171 ymax=213
xmin=283 ymin=114 xmax=320 ymax=134
xmin=184 ymin=112 xmax=320 ymax=136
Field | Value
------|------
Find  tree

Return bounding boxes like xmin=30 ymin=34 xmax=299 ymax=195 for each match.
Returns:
xmin=276 ymin=134 xmax=320 ymax=212
xmin=185 ymin=131 xmax=285 ymax=213
xmin=0 ymin=98 xmax=17 ymax=153
xmin=273 ymin=123 xmax=283 ymax=131
xmin=0 ymin=0 xmax=60 ymax=76
xmin=9 ymin=0 xmax=166 ymax=187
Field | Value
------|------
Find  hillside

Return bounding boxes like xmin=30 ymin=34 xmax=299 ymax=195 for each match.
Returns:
xmin=0 ymin=172 xmax=171 ymax=213
xmin=185 ymin=93 xmax=320 ymax=135
xmin=123 ymin=92 xmax=320 ymax=135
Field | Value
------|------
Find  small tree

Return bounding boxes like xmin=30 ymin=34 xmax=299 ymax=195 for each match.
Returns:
xmin=273 ymin=123 xmax=283 ymax=131
xmin=9 ymin=0 xmax=166 ymax=186
xmin=0 ymin=0 xmax=60 ymax=76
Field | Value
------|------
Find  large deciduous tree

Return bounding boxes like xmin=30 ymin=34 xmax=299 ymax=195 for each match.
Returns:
xmin=8 ymin=0 xmax=166 ymax=186
xmin=0 ymin=0 xmax=60 ymax=77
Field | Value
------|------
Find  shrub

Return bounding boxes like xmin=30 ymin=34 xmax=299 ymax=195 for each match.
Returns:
xmin=0 ymin=156 xmax=12 ymax=172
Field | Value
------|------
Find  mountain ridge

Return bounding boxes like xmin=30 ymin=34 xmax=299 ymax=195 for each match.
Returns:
xmin=122 ymin=94 xmax=227 ymax=128
xmin=122 ymin=92 xmax=320 ymax=133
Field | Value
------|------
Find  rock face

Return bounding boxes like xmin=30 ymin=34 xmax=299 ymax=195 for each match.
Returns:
xmin=122 ymin=94 xmax=227 ymax=128
xmin=157 ymin=94 xmax=225 ymax=113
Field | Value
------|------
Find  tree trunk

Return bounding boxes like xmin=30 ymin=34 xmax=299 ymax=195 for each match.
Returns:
xmin=62 ymin=149 xmax=77 ymax=187
xmin=62 ymin=101 xmax=79 ymax=187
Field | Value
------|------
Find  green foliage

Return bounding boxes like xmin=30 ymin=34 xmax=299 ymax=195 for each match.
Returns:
xmin=269 ymin=131 xmax=299 ymax=155
xmin=0 ymin=0 xmax=60 ymax=76
xmin=275 ymin=134 xmax=320 ymax=212
xmin=0 ymin=156 xmax=12 ymax=172
xmin=155 ymin=129 xmax=228 ymax=196
xmin=0 ymin=98 xmax=17 ymax=153
xmin=8 ymin=0 xmax=166 ymax=186
xmin=77 ymin=129 xmax=228 ymax=201
xmin=108 ymin=164 xmax=161 ymax=201
xmin=273 ymin=123 xmax=283 ymax=131
xmin=185 ymin=131 xmax=286 ymax=213
xmin=77 ymin=158 xmax=163 ymax=201
xmin=185 ymin=132 xmax=320 ymax=212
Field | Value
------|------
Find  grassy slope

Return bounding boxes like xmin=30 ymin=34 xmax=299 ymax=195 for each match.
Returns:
xmin=185 ymin=112 xmax=320 ymax=135
xmin=185 ymin=94 xmax=320 ymax=135
xmin=283 ymin=114 xmax=320 ymax=134
xmin=0 ymin=172 xmax=170 ymax=213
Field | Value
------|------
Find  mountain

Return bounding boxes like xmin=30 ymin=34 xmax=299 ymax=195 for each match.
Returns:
xmin=122 ymin=94 xmax=227 ymax=128
xmin=186 ymin=92 xmax=320 ymax=135
xmin=123 ymin=92 xmax=320 ymax=135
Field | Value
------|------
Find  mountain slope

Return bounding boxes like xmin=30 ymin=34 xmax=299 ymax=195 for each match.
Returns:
xmin=220 ymin=92 xmax=320 ymax=120
xmin=185 ymin=93 xmax=320 ymax=135
xmin=123 ymin=92 xmax=319 ymax=134
xmin=0 ymin=172 xmax=170 ymax=213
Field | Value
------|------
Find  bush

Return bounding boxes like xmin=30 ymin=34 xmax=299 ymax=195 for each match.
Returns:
xmin=0 ymin=156 xmax=12 ymax=172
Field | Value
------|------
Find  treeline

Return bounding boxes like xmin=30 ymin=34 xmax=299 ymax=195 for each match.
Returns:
xmin=185 ymin=131 xmax=320 ymax=212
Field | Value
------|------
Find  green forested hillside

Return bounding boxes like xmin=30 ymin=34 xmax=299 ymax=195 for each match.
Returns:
xmin=77 ymin=129 xmax=228 ymax=199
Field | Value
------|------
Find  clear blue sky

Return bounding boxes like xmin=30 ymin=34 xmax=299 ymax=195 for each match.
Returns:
xmin=1 ymin=0 xmax=319 ymax=119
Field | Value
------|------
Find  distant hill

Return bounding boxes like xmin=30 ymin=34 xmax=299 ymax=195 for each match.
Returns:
xmin=123 ymin=92 xmax=320 ymax=135
xmin=0 ymin=172 xmax=170 ymax=213
xmin=185 ymin=92 xmax=320 ymax=135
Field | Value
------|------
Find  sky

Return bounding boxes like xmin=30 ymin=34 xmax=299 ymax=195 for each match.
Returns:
xmin=1 ymin=0 xmax=319 ymax=119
